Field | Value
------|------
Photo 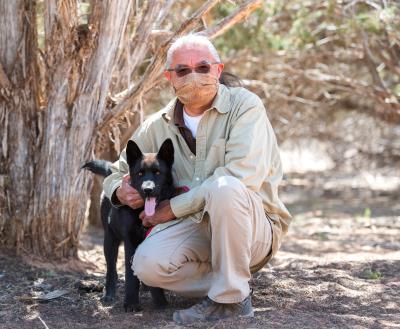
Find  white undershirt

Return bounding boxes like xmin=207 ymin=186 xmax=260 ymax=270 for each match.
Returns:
xmin=183 ymin=109 xmax=203 ymax=138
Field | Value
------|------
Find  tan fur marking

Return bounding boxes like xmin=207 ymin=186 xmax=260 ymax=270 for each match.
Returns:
xmin=142 ymin=154 xmax=159 ymax=168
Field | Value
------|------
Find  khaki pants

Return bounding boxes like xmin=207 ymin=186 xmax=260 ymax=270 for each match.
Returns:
xmin=131 ymin=176 xmax=272 ymax=303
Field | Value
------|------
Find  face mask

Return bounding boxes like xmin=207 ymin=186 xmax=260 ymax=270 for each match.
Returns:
xmin=173 ymin=73 xmax=219 ymax=108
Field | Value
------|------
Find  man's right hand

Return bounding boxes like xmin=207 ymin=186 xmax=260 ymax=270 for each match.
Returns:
xmin=115 ymin=175 xmax=144 ymax=209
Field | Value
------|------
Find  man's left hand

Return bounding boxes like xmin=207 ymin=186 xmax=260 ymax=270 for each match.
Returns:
xmin=139 ymin=200 xmax=176 ymax=227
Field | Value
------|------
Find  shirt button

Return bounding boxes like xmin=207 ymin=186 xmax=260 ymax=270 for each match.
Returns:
xmin=195 ymin=177 xmax=200 ymax=181
xmin=190 ymin=155 xmax=194 ymax=159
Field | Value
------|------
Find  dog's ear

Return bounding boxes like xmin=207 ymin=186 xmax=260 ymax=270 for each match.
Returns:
xmin=157 ymin=138 xmax=174 ymax=167
xmin=126 ymin=140 xmax=143 ymax=167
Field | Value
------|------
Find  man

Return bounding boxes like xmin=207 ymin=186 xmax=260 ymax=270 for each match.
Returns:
xmin=103 ymin=34 xmax=292 ymax=324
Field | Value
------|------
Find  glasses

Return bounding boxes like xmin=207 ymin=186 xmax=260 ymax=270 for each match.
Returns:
xmin=166 ymin=61 xmax=220 ymax=77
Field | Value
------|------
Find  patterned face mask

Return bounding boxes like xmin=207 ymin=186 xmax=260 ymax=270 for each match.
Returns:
xmin=173 ymin=72 xmax=219 ymax=108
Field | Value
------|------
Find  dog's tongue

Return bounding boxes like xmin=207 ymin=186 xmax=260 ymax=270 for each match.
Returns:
xmin=145 ymin=197 xmax=156 ymax=217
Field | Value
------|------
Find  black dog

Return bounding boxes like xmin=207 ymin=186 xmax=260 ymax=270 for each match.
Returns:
xmin=83 ymin=138 xmax=175 ymax=311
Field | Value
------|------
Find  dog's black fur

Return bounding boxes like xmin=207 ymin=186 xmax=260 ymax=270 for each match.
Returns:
xmin=82 ymin=139 xmax=176 ymax=311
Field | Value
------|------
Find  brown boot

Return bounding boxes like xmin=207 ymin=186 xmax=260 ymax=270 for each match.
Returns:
xmin=173 ymin=295 xmax=254 ymax=324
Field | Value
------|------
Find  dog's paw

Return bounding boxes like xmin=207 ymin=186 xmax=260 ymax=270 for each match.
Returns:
xmin=124 ymin=302 xmax=142 ymax=312
xmin=101 ymin=294 xmax=115 ymax=304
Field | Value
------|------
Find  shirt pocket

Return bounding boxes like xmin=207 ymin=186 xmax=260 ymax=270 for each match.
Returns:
xmin=205 ymin=138 xmax=226 ymax=177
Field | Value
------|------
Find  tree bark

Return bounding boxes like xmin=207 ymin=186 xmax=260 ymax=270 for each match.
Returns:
xmin=1 ymin=0 xmax=132 ymax=258
xmin=0 ymin=0 xmax=39 ymax=248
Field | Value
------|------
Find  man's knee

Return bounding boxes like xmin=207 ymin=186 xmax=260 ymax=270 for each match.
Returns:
xmin=206 ymin=176 xmax=246 ymax=204
xmin=131 ymin=243 xmax=169 ymax=286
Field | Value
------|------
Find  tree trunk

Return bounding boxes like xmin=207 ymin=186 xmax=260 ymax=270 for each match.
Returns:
xmin=0 ymin=0 xmax=132 ymax=258
xmin=0 ymin=0 xmax=39 ymax=249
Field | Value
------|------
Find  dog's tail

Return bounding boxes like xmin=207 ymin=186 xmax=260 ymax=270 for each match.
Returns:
xmin=82 ymin=160 xmax=112 ymax=177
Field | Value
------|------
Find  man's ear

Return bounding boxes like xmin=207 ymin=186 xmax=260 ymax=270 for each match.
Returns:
xmin=217 ymin=63 xmax=224 ymax=79
xmin=126 ymin=140 xmax=143 ymax=167
xmin=164 ymin=70 xmax=171 ymax=81
xmin=157 ymin=138 xmax=174 ymax=168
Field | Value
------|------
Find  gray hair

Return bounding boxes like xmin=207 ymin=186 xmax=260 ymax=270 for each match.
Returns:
xmin=165 ymin=34 xmax=221 ymax=69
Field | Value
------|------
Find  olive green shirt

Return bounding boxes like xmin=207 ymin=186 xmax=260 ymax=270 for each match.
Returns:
xmin=103 ymin=84 xmax=292 ymax=265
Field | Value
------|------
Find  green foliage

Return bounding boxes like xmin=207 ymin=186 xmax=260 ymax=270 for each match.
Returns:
xmin=354 ymin=12 xmax=381 ymax=33
xmin=360 ymin=268 xmax=382 ymax=280
xmin=213 ymin=0 xmax=399 ymax=57
xmin=364 ymin=207 xmax=371 ymax=218
xmin=213 ymin=5 xmax=270 ymax=56
xmin=36 ymin=2 xmax=45 ymax=50
xmin=394 ymin=84 xmax=400 ymax=97
xmin=363 ymin=207 xmax=371 ymax=218
xmin=312 ymin=231 xmax=329 ymax=241
xmin=78 ymin=2 xmax=91 ymax=24
xmin=44 ymin=270 xmax=56 ymax=278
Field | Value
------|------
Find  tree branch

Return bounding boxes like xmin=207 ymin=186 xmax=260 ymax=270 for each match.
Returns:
xmin=123 ymin=0 xmax=169 ymax=76
xmin=201 ymin=0 xmax=262 ymax=39
xmin=80 ymin=0 xmax=132 ymax=123
xmin=298 ymin=67 xmax=400 ymax=123
xmin=360 ymin=30 xmax=387 ymax=90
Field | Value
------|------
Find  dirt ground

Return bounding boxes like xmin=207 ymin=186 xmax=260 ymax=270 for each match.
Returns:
xmin=0 ymin=170 xmax=399 ymax=329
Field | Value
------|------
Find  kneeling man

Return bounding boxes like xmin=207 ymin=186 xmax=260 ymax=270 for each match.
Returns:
xmin=103 ymin=34 xmax=292 ymax=324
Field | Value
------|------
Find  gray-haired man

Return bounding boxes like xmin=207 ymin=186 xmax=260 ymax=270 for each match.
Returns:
xmin=103 ymin=34 xmax=292 ymax=324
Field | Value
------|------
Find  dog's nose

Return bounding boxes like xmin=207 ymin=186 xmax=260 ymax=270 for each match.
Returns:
xmin=142 ymin=180 xmax=155 ymax=194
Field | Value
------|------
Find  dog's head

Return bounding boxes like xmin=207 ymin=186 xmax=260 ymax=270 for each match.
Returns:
xmin=126 ymin=138 xmax=174 ymax=216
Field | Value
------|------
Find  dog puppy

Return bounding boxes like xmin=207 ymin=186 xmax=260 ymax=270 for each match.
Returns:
xmin=83 ymin=138 xmax=175 ymax=311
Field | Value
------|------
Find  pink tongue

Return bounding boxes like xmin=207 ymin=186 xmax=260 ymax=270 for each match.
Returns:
xmin=145 ymin=197 xmax=156 ymax=217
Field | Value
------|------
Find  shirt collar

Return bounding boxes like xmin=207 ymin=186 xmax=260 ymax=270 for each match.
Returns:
xmin=163 ymin=83 xmax=231 ymax=123
xmin=212 ymin=83 xmax=231 ymax=114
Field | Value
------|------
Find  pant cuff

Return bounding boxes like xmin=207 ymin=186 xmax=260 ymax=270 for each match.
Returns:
xmin=208 ymin=293 xmax=249 ymax=304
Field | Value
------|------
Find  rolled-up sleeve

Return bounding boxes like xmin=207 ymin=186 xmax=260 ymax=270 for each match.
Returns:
xmin=102 ymin=149 xmax=129 ymax=207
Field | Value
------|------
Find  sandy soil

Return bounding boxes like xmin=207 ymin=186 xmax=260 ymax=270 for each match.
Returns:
xmin=0 ymin=171 xmax=399 ymax=329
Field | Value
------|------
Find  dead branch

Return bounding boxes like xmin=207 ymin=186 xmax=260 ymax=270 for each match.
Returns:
xmin=120 ymin=0 xmax=170 ymax=79
xmin=201 ymin=0 xmax=262 ymax=39
xmin=360 ymin=27 xmax=387 ymax=90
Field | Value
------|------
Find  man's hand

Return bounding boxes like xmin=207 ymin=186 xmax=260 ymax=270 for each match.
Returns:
xmin=140 ymin=200 xmax=176 ymax=227
xmin=116 ymin=175 xmax=144 ymax=209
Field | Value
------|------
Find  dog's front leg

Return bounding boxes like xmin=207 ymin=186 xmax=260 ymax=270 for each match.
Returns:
xmin=149 ymin=287 xmax=168 ymax=309
xmin=123 ymin=239 xmax=141 ymax=312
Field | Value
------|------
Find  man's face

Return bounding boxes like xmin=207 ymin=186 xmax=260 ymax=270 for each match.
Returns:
xmin=164 ymin=45 xmax=224 ymax=85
